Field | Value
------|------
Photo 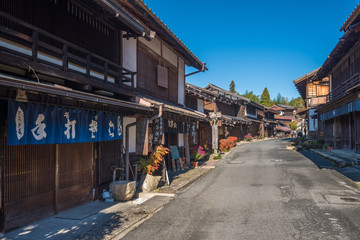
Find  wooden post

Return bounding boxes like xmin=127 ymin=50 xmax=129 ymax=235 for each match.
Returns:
xmin=55 ymin=144 xmax=59 ymax=214
xmin=32 ymin=31 xmax=38 ymax=62
xmin=0 ymin=101 xmax=5 ymax=232
xmin=136 ymin=117 xmax=149 ymax=155
xmin=62 ymin=44 xmax=68 ymax=71
xmin=184 ymin=131 xmax=191 ymax=167
xmin=104 ymin=62 xmax=108 ymax=82
xmin=212 ymin=122 xmax=218 ymax=154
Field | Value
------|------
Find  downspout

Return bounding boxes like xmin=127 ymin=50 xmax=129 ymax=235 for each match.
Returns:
xmin=125 ymin=104 xmax=163 ymax=180
xmin=185 ymin=63 xmax=206 ymax=77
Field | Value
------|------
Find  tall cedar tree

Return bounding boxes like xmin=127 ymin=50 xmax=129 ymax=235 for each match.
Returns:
xmin=260 ymin=87 xmax=271 ymax=107
xmin=229 ymin=81 xmax=236 ymax=94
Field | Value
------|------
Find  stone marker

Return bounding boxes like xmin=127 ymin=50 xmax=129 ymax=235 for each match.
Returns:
xmin=110 ymin=180 xmax=136 ymax=201
xmin=140 ymin=174 xmax=161 ymax=192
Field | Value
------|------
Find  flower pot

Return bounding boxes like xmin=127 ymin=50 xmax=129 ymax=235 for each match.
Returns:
xmin=192 ymin=161 xmax=198 ymax=168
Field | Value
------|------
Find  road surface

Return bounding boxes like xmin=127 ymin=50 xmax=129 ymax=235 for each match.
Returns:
xmin=122 ymin=139 xmax=360 ymax=240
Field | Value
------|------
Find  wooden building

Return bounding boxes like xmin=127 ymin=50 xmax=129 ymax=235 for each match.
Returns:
xmin=203 ymin=84 xmax=251 ymax=149
xmin=293 ymin=68 xmax=330 ymax=138
xmin=244 ymin=101 xmax=265 ymax=138
xmin=264 ymin=107 xmax=278 ymax=137
xmin=116 ymin=0 xmax=207 ymax=173
xmin=315 ymin=4 xmax=360 ymax=152
xmin=185 ymin=83 xmax=216 ymax=148
xmin=0 ymin=0 xmax=207 ymax=231
xmin=0 ymin=0 xmax=159 ymax=231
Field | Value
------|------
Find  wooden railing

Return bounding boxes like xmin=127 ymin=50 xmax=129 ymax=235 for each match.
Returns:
xmin=0 ymin=11 xmax=135 ymax=92
xmin=330 ymin=73 xmax=360 ymax=101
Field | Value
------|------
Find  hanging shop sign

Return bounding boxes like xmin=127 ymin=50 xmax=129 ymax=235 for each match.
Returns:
xmin=7 ymin=100 xmax=122 ymax=145
xmin=153 ymin=117 xmax=164 ymax=145
xmin=188 ymin=122 xmax=197 ymax=145
xmin=164 ymin=119 xmax=185 ymax=134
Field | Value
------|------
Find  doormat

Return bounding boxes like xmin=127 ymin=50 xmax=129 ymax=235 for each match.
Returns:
xmin=55 ymin=201 xmax=116 ymax=220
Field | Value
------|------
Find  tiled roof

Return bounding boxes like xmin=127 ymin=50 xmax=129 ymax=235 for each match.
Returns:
xmin=340 ymin=2 xmax=360 ymax=31
xmin=136 ymin=93 xmax=207 ymax=119
xmin=120 ymin=0 xmax=206 ymax=70
xmin=205 ymin=83 xmax=250 ymax=102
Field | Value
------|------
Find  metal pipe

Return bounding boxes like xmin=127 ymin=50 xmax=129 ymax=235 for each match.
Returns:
xmin=124 ymin=104 xmax=163 ymax=180
xmin=185 ymin=63 xmax=206 ymax=77
xmin=125 ymin=122 xmax=136 ymax=180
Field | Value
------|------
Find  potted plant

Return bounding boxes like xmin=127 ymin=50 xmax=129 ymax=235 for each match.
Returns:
xmin=191 ymin=146 xmax=206 ymax=167
xmin=137 ymin=145 xmax=170 ymax=192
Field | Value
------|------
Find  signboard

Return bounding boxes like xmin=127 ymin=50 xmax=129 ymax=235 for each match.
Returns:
xmin=153 ymin=117 xmax=164 ymax=145
xmin=7 ymin=100 xmax=122 ymax=145
xmin=169 ymin=145 xmax=180 ymax=160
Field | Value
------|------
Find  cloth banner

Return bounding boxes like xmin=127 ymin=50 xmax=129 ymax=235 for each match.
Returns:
xmin=7 ymin=100 xmax=122 ymax=145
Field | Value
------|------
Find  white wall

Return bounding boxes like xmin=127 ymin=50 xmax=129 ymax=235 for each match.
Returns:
xmin=178 ymin=133 xmax=184 ymax=147
xmin=178 ymin=58 xmax=185 ymax=105
xmin=162 ymin=44 xmax=177 ymax=67
xmin=197 ymin=99 xmax=204 ymax=113
xmin=308 ymin=109 xmax=318 ymax=132
xmin=123 ymin=117 xmax=136 ymax=153
xmin=139 ymin=37 xmax=161 ymax=55
xmin=122 ymin=36 xmax=137 ymax=87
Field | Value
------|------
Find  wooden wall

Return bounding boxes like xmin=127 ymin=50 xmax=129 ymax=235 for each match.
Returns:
xmin=185 ymin=95 xmax=198 ymax=111
xmin=216 ymin=102 xmax=235 ymax=116
xmin=137 ymin=48 xmax=178 ymax=103
xmin=4 ymin=144 xmax=56 ymax=231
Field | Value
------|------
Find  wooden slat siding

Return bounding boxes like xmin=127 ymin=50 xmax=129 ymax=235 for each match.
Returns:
xmin=199 ymin=122 xmax=212 ymax=147
xmin=324 ymin=119 xmax=334 ymax=145
xmin=168 ymin=68 xmax=178 ymax=103
xmin=185 ymin=95 xmax=198 ymax=111
xmin=216 ymin=102 xmax=235 ymax=116
xmin=99 ymin=140 xmax=122 ymax=184
xmin=57 ymin=142 xmax=93 ymax=212
xmin=4 ymin=144 xmax=55 ymax=204
xmin=356 ymin=112 xmax=360 ymax=152
xmin=3 ymin=144 xmax=55 ymax=231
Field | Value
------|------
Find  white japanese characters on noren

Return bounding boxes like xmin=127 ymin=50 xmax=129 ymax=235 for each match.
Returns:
xmin=31 ymin=114 xmax=47 ymax=140
xmin=89 ymin=115 xmax=98 ymax=139
xmin=108 ymin=120 xmax=115 ymax=138
xmin=15 ymin=106 xmax=25 ymax=140
xmin=64 ymin=112 xmax=76 ymax=139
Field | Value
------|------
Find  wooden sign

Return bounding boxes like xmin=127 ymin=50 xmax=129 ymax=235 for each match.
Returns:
xmin=153 ymin=117 xmax=164 ymax=145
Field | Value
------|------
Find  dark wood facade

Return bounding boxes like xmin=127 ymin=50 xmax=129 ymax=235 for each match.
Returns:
xmin=316 ymin=6 xmax=360 ymax=152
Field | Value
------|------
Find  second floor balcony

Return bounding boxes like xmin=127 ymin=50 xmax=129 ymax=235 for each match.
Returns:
xmin=0 ymin=10 xmax=135 ymax=98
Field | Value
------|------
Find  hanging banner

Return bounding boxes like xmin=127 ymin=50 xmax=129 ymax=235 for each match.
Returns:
xmin=7 ymin=100 xmax=123 ymax=145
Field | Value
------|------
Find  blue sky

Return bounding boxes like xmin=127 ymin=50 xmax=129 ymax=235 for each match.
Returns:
xmin=144 ymin=0 xmax=358 ymax=100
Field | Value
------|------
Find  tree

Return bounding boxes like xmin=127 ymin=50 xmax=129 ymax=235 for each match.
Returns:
xmin=242 ymin=90 xmax=261 ymax=104
xmin=229 ymin=81 xmax=236 ymax=94
xmin=289 ymin=121 xmax=297 ymax=131
xmin=289 ymin=97 xmax=305 ymax=109
xmin=260 ymin=87 xmax=271 ymax=107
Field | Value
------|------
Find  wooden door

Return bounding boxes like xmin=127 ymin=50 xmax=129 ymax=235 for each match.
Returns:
xmin=99 ymin=140 xmax=122 ymax=185
xmin=4 ymin=144 xmax=56 ymax=231
xmin=56 ymin=142 xmax=93 ymax=212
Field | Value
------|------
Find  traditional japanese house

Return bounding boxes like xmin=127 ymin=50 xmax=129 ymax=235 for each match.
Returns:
xmin=0 ymin=0 xmax=161 ymax=231
xmin=185 ymin=83 xmax=216 ymax=148
xmin=112 ymin=1 xmax=207 ymax=174
xmin=271 ymin=105 xmax=296 ymax=137
xmin=264 ymin=107 xmax=278 ymax=137
xmin=244 ymin=101 xmax=265 ymax=138
xmin=315 ymin=4 xmax=360 ymax=152
xmin=293 ymin=68 xmax=330 ymax=138
xmin=203 ymin=84 xmax=251 ymax=150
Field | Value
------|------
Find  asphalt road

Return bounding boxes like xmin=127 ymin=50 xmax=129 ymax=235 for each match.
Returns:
xmin=122 ymin=139 xmax=360 ymax=240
